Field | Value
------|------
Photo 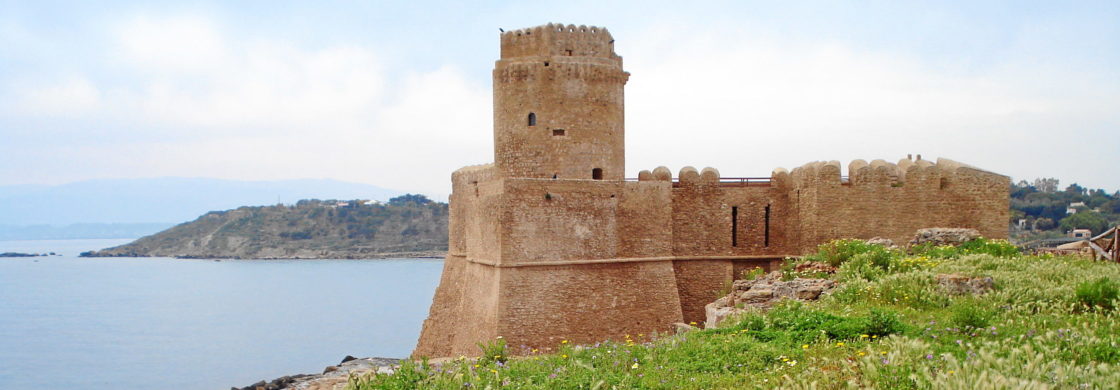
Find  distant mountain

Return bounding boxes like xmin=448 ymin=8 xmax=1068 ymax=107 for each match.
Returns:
xmin=82 ymin=197 xmax=448 ymax=259
xmin=0 ymin=223 xmax=174 ymax=240
xmin=0 ymin=177 xmax=405 ymax=227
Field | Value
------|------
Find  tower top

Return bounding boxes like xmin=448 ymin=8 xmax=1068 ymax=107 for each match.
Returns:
xmin=500 ymin=23 xmax=619 ymax=61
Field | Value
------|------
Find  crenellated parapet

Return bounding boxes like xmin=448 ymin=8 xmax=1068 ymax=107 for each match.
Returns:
xmin=780 ymin=156 xmax=1006 ymax=192
xmin=501 ymin=23 xmax=619 ymax=61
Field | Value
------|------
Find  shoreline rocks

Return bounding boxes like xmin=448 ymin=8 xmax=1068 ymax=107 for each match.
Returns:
xmin=233 ymin=356 xmax=400 ymax=390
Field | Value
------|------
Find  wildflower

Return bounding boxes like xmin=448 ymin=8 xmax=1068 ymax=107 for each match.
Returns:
xmin=860 ymin=334 xmax=869 ymax=339
xmin=836 ymin=342 xmax=845 ymax=347
xmin=473 ymin=364 xmax=480 ymax=368
xmin=561 ymin=340 xmax=569 ymax=344
xmin=857 ymin=352 xmax=866 ymax=356
xmin=561 ymin=354 xmax=568 ymax=359
xmin=925 ymin=354 xmax=934 ymax=360
xmin=802 ymin=344 xmax=809 ymax=349
xmin=871 ymin=335 xmax=877 ymax=339
xmin=489 ymin=369 xmax=498 ymax=374
xmin=689 ymin=321 xmax=698 ymax=326
xmin=948 ymin=370 xmax=955 ymax=374
xmin=632 ymin=362 xmax=639 ymax=369
xmin=532 ymin=348 xmax=539 ymax=353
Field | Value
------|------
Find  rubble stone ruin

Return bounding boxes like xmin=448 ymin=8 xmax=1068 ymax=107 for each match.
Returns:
xmin=413 ymin=23 xmax=1010 ymax=358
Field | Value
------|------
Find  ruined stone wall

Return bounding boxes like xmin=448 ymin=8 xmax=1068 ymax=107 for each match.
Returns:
xmin=791 ymin=158 xmax=1010 ymax=252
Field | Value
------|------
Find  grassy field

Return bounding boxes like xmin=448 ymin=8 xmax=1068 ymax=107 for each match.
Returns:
xmin=350 ymin=239 xmax=1120 ymax=389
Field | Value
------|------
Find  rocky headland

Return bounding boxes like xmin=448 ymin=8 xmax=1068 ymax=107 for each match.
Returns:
xmin=81 ymin=196 xmax=448 ymax=259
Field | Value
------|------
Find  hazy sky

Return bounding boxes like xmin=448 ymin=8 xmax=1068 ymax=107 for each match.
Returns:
xmin=2 ymin=0 xmax=1117 ymax=199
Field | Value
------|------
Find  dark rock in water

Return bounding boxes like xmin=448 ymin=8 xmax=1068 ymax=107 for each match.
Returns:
xmin=1 ymin=252 xmax=43 ymax=258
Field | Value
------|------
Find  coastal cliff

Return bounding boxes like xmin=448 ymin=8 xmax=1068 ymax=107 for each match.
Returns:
xmin=82 ymin=195 xmax=448 ymax=259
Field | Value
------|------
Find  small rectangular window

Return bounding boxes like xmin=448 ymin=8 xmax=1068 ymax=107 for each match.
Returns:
xmin=592 ymin=168 xmax=603 ymax=180
xmin=552 ymin=129 xmax=565 ymax=136
xmin=731 ymin=206 xmax=738 ymax=247
xmin=764 ymin=204 xmax=771 ymax=247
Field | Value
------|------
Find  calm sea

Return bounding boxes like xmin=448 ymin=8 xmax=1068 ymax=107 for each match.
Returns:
xmin=0 ymin=239 xmax=444 ymax=390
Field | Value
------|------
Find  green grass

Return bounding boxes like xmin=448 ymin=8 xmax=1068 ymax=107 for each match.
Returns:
xmin=350 ymin=240 xmax=1120 ymax=389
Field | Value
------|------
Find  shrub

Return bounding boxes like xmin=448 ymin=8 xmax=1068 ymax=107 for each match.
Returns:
xmin=950 ymin=300 xmax=994 ymax=329
xmin=959 ymin=238 xmax=1020 ymax=258
xmin=836 ymin=254 xmax=886 ymax=282
xmin=808 ymin=239 xmax=894 ymax=267
xmin=475 ymin=337 xmax=508 ymax=365
xmin=741 ymin=267 xmax=766 ymax=281
xmin=1075 ymin=277 xmax=1119 ymax=311
xmin=864 ymin=308 xmax=906 ymax=337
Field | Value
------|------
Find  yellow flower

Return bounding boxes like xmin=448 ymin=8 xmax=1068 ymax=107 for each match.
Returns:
xmin=860 ymin=334 xmax=869 ymax=338
xmin=689 ymin=321 xmax=698 ymax=325
xmin=561 ymin=340 xmax=569 ymax=344
xmin=490 ymin=369 xmax=497 ymax=374
xmin=801 ymin=344 xmax=809 ymax=349
xmin=880 ymin=351 xmax=887 ymax=355
xmin=494 ymin=355 xmax=501 ymax=359
xmin=532 ymin=348 xmax=538 ymax=353
xmin=857 ymin=352 xmax=866 ymax=356
xmin=473 ymin=364 xmax=480 ymax=368
xmin=562 ymin=354 xmax=568 ymax=358
xmin=948 ymin=370 xmax=955 ymax=374
xmin=631 ymin=362 xmax=639 ymax=369
xmin=836 ymin=342 xmax=845 ymax=347
xmin=871 ymin=335 xmax=877 ymax=339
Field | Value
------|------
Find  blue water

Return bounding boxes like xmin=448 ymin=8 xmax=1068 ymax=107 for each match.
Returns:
xmin=0 ymin=239 xmax=443 ymax=390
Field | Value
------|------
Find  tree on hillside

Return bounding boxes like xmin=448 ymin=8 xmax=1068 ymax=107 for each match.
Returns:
xmin=1033 ymin=178 xmax=1059 ymax=193
xmin=1059 ymin=211 xmax=1109 ymax=235
xmin=389 ymin=193 xmax=433 ymax=205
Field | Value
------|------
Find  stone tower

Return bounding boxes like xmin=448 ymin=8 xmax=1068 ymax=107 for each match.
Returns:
xmin=493 ymin=24 xmax=629 ymax=180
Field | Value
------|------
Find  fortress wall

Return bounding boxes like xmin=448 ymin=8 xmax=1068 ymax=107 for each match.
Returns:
xmin=496 ymin=261 xmax=683 ymax=353
xmin=450 ymin=165 xmax=504 ymax=261
xmin=792 ymin=158 xmax=1010 ymax=251
xmin=937 ymin=162 xmax=1011 ymax=239
xmin=617 ymin=181 xmax=674 ymax=257
xmin=412 ymin=255 xmax=503 ymax=358
xmin=670 ymin=167 xmax=729 ymax=256
xmin=671 ymin=260 xmax=733 ymax=324
xmin=500 ymin=179 xmax=622 ymax=264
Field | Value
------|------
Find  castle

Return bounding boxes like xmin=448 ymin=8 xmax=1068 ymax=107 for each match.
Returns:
xmin=413 ymin=24 xmax=1009 ymax=358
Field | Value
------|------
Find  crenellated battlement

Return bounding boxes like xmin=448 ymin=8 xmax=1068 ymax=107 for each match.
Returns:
xmin=500 ymin=23 xmax=619 ymax=61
